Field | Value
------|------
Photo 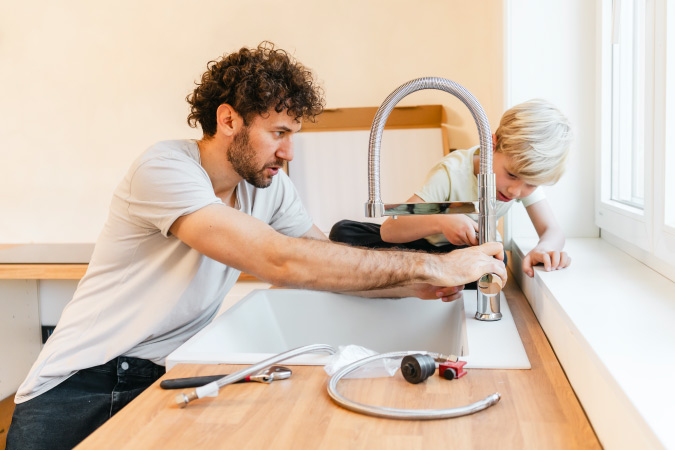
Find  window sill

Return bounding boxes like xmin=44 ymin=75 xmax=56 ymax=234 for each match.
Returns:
xmin=510 ymin=237 xmax=675 ymax=450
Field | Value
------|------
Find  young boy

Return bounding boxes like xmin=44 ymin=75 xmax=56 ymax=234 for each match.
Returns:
xmin=330 ymin=99 xmax=573 ymax=278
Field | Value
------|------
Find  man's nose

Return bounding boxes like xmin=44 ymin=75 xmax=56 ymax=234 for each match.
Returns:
xmin=276 ymin=139 xmax=294 ymax=161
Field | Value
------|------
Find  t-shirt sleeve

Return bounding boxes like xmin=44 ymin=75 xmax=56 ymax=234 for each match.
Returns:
xmin=125 ymin=155 xmax=222 ymax=237
xmin=265 ymin=171 xmax=313 ymax=237
xmin=415 ymin=163 xmax=452 ymax=202
xmin=519 ymin=186 xmax=546 ymax=207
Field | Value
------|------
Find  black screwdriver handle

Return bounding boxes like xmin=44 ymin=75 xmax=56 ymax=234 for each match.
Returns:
xmin=160 ymin=374 xmax=240 ymax=389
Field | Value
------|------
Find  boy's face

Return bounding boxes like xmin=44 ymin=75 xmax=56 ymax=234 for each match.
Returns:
xmin=492 ymin=151 xmax=538 ymax=202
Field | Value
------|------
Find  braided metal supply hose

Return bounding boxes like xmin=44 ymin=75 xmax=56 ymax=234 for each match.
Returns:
xmin=327 ymin=351 xmax=501 ymax=420
xmin=175 ymin=343 xmax=337 ymax=408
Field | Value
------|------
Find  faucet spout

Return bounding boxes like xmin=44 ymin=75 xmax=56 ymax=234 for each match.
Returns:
xmin=365 ymin=77 xmax=502 ymax=321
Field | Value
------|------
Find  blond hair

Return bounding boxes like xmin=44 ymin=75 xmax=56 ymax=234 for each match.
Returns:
xmin=494 ymin=99 xmax=573 ymax=185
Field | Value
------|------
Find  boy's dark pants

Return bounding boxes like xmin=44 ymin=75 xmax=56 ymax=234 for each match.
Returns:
xmin=329 ymin=219 xmax=464 ymax=253
xmin=6 ymin=356 xmax=165 ymax=450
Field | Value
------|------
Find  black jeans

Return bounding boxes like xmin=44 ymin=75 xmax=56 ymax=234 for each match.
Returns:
xmin=6 ymin=356 xmax=165 ymax=450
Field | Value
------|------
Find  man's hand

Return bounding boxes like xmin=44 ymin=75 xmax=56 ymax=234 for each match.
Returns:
xmin=434 ymin=242 xmax=507 ymax=287
xmin=522 ymin=249 xmax=571 ymax=277
xmin=440 ymin=215 xmax=479 ymax=246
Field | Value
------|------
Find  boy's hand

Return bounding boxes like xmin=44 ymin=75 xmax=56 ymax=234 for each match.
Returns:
xmin=440 ymin=215 xmax=479 ymax=246
xmin=522 ymin=249 xmax=571 ymax=277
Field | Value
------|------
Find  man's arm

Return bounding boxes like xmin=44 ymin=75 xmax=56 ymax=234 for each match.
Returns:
xmin=170 ymin=203 xmax=506 ymax=292
xmin=523 ymin=199 xmax=571 ymax=277
xmin=300 ymin=224 xmax=466 ymax=301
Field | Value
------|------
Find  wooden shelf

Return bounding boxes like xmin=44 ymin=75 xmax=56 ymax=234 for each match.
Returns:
xmin=0 ymin=264 xmax=258 ymax=282
xmin=0 ymin=264 xmax=88 ymax=280
xmin=301 ymin=105 xmax=443 ymax=132
xmin=301 ymin=105 xmax=451 ymax=154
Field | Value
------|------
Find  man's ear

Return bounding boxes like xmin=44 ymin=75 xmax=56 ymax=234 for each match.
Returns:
xmin=216 ymin=104 xmax=243 ymax=137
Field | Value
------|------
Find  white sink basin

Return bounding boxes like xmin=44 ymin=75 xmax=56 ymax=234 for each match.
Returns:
xmin=167 ymin=289 xmax=530 ymax=370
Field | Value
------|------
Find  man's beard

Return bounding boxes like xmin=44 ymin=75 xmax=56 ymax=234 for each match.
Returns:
xmin=227 ymin=127 xmax=283 ymax=189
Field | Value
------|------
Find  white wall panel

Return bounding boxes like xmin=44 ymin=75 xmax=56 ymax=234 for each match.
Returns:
xmin=0 ymin=0 xmax=503 ymax=243
xmin=505 ymin=0 xmax=599 ymax=240
xmin=0 ymin=280 xmax=41 ymax=400
xmin=290 ymin=129 xmax=445 ymax=233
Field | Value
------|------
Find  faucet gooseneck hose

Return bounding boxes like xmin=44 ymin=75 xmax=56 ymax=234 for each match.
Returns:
xmin=365 ymin=77 xmax=502 ymax=320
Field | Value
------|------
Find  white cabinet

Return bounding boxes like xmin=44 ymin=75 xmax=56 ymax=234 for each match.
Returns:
xmin=0 ymin=280 xmax=41 ymax=400
xmin=290 ymin=128 xmax=445 ymax=233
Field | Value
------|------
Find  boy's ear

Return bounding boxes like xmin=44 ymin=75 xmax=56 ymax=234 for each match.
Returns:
xmin=215 ymin=104 xmax=243 ymax=137
xmin=492 ymin=133 xmax=497 ymax=151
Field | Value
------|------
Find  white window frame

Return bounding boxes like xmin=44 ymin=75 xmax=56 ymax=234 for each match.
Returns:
xmin=597 ymin=0 xmax=675 ymax=282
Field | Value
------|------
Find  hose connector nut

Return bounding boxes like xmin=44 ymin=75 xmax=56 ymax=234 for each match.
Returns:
xmin=401 ymin=354 xmax=436 ymax=384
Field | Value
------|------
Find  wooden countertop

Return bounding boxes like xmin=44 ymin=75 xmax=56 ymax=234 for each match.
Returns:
xmin=75 ymin=274 xmax=601 ymax=449
xmin=0 ymin=243 xmax=257 ymax=281
xmin=0 ymin=244 xmax=92 ymax=279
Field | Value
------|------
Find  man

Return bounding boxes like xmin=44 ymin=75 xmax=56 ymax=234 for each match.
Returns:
xmin=7 ymin=42 xmax=505 ymax=449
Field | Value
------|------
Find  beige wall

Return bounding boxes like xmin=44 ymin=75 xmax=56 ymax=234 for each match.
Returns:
xmin=0 ymin=0 xmax=503 ymax=242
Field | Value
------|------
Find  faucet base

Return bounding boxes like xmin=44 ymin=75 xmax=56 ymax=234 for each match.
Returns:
xmin=474 ymin=312 xmax=503 ymax=321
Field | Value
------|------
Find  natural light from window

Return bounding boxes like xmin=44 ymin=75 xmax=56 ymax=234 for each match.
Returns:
xmin=599 ymin=0 xmax=675 ymax=282
xmin=666 ymin=0 xmax=675 ymax=229
xmin=611 ymin=0 xmax=645 ymax=210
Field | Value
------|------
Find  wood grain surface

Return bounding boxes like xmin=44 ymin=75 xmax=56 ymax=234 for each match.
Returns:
xmin=0 ymin=264 xmax=258 ymax=282
xmin=76 ymin=273 xmax=601 ymax=450
xmin=0 ymin=264 xmax=88 ymax=280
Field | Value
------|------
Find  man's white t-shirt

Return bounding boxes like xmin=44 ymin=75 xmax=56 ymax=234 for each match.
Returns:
xmin=415 ymin=146 xmax=545 ymax=245
xmin=15 ymin=139 xmax=313 ymax=403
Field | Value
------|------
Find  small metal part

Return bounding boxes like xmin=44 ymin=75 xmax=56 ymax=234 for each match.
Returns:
xmin=247 ymin=366 xmax=292 ymax=383
xmin=476 ymin=275 xmax=503 ymax=321
xmin=442 ymin=368 xmax=456 ymax=380
xmin=439 ymin=360 xmax=467 ymax=380
xmin=261 ymin=365 xmax=292 ymax=380
xmin=175 ymin=390 xmax=198 ymax=408
xmin=478 ymin=273 xmax=502 ymax=296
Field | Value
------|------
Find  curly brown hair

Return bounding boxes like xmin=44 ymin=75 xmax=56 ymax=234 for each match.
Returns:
xmin=186 ymin=41 xmax=325 ymax=136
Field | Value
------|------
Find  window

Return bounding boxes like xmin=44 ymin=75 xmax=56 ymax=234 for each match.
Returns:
xmin=598 ymin=0 xmax=675 ymax=282
xmin=611 ymin=0 xmax=646 ymax=209
xmin=665 ymin=0 xmax=675 ymax=231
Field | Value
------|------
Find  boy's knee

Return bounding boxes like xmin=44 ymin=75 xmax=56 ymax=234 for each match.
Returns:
xmin=329 ymin=220 xmax=359 ymax=243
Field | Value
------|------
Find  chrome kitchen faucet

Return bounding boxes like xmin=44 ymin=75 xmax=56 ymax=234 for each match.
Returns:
xmin=365 ymin=77 xmax=502 ymax=321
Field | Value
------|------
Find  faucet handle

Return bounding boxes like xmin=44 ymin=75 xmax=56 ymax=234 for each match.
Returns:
xmin=478 ymin=273 xmax=502 ymax=296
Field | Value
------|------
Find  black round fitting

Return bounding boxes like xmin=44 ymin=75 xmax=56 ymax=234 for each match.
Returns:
xmin=401 ymin=354 xmax=436 ymax=384
xmin=442 ymin=368 xmax=457 ymax=380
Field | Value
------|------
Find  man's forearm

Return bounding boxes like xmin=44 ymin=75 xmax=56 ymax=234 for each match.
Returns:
xmin=171 ymin=203 xmax=505 ymax=294
xmin=259 ymin=236 xmax=434 ymax=291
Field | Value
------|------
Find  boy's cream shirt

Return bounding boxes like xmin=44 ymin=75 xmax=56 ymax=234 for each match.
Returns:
xmin=415 ymin=146 xmax=545 ymax=246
